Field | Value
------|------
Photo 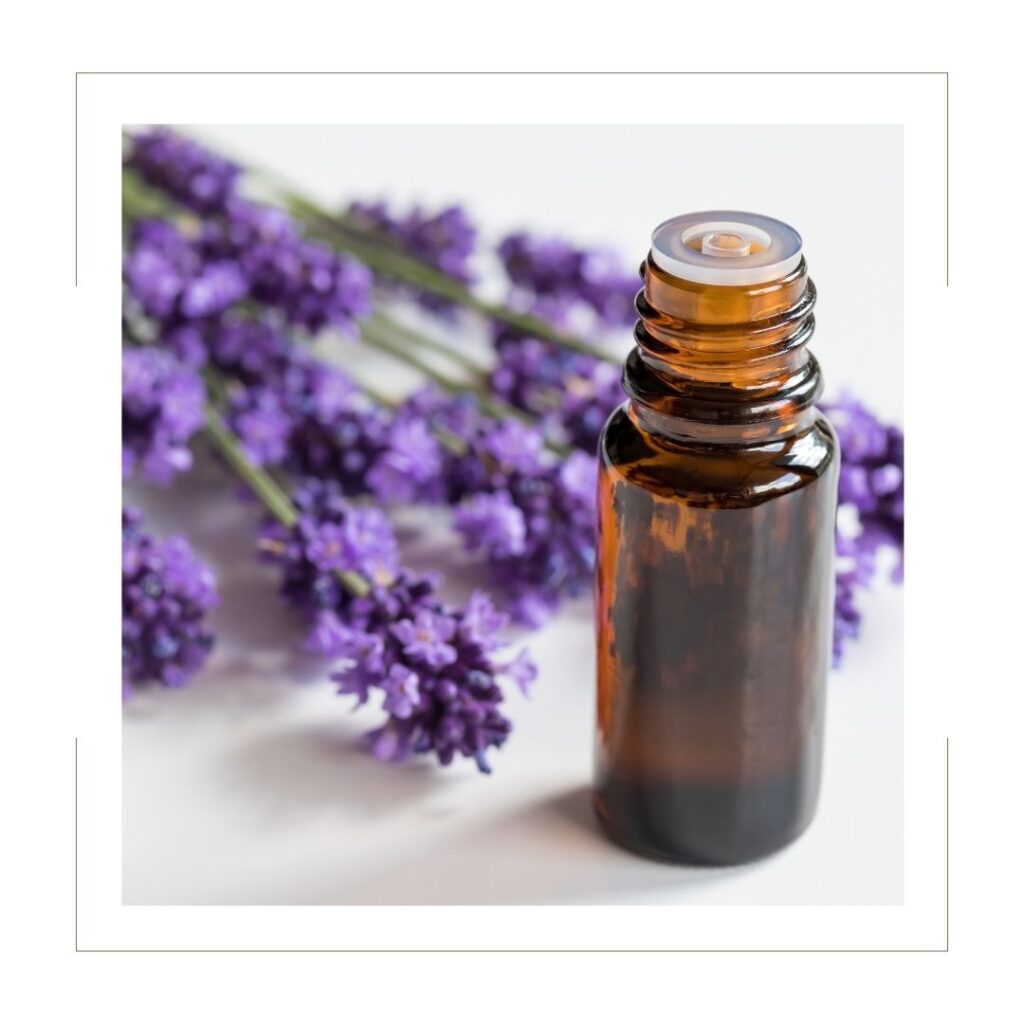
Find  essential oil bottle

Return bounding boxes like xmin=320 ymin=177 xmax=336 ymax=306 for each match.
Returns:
xmin=594 ymin=212 xmax=839 ymax=866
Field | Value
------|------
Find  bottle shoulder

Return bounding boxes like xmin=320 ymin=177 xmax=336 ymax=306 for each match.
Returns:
xmin=599 ymin=402 xmax=838 ymax=507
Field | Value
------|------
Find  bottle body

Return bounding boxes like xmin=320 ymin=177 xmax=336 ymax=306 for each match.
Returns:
xmin=595 ymin=405 xmax=837 ymax=864
xmin=594 ymin=212 xmax=838 ymax=865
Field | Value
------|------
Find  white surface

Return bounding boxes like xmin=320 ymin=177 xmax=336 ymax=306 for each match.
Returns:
xmin=124 ymin=125 xmax=903 ymax=905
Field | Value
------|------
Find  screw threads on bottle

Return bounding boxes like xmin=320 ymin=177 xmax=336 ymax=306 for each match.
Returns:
xmin=624 ymin=256 xmax=822 ymax=443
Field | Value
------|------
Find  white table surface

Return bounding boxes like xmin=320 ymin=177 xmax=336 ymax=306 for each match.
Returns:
xmin=123 ymin=124 xmax=903 ymax=905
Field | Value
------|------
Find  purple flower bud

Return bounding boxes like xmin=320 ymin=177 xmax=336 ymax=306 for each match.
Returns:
xmin=381 ymin=664 xmax=422 ymax=719
xmin=122 ymin=507 xmax=217 ymax=694
xmin=454 ymin=491 xmax=528 ymax=559
xmin=122 ymin=347 xmax=205 ymax=485
xmin=390 ymin=608 xmax=459 ymax=669
xmin=497 ymin=231 xmax=640 ymax=328
xmin=129 ymin=128 xmax=240 ymax=215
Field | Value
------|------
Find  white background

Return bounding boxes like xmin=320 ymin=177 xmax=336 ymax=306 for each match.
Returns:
xmin=124 ymin=124 xmax=904 ymax=905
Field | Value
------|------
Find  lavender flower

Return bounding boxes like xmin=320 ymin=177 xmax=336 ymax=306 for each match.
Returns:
xmin=822 ymin=395 xmax=904 ymax=580
xmin=454 ymin=491 xmax=527 ymax=558
xmin=364 ymin=418 xmax=444 ymax=502
xmin=122 ymin=346 xmax=205 ymax=484
xmin=128 ymin=128 xmax=241 ymax=215
xmin=257 ymin=478 xmax=531 ymax=772
xmin=498 ymin=232 xmax=640 ymax=329
xmin=204 ymin=197 xmax=374 ymax=333
xmin=124 ymin=219 xmax=247 ymax=325
xmin=390 ymin=608 xmax=459 ymax=669
xmin=380 ymin=664 xmax=421 ymax=719
xmin=231 ymin=388 xmax=294 ymax=466
xmin=348 ymin=200 xmax=477 ymax=311
xmin=122 ymin=506 xmax=218 ymax=694
xmin=331 ymin=578 xmax=528 ymax=773
xmin=490 ymin=330 xmax=623 ymax=452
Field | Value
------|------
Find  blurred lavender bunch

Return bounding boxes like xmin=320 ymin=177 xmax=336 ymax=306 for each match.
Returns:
xmin=490 ymin=308 xmax=624 ymax=452
xmin=498 ymin=232 xmax=640 ymax=329
xmin=126 ymin=129 xmax=373 ymax=334
xmin=823 ymin=394 xmax=905 ymax=575
xmin=122 ymin=346 xmax=205 ymax=484
xmin=126 ymin=127 xmax=241 ymax=215
xmin=258 ymin=479 xmax=534 ymax=772
xmin=124 ymin=218 xmax=248 ymax=325
xmin=347 ymin=200 xmax=477 ymax=312
xmin=821 ymin=395 xmax=905 ymax=662
xmin=124 ymin=210 xmax=372 ymax=337
xmin=122 ymin=506 xmax=218 ymax=696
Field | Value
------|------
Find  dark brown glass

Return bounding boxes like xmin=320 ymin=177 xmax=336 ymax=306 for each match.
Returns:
xmin=594 ymin=254 xmax=838 ymax=866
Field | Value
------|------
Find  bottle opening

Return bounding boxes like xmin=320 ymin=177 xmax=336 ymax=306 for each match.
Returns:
xmin=700 ymin=231 xmax=752 ymax=257
xmin=651 ymin=211 xmax=802 ymax=286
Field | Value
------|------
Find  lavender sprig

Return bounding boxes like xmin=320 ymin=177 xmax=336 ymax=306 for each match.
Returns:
xmin=166 ymin=314 xmax=445 ymax=502
xmin=257 ymin=479 xmax=533 ymax=772
xmin=202 ymin=409 xmax=533 ymax=773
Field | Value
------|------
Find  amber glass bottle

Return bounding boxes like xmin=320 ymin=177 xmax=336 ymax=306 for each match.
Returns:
xmin=594 ymin=212 xmax=838 ymax=866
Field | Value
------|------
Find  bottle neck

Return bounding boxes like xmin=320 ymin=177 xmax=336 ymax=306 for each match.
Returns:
xmin=624 ymin=255 xmax=822 ymax=445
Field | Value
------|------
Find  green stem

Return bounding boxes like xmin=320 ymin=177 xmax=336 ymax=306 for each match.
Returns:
xmin=122 ymin=167 xmax=192 ymax=230
xmin=203 ymin=405 xmax=296 ymax=527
